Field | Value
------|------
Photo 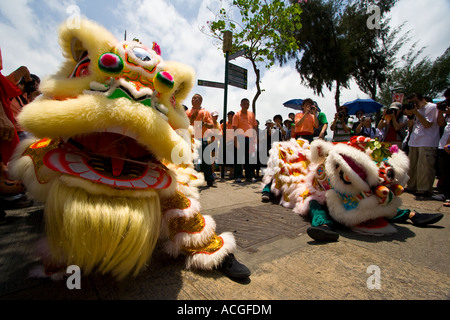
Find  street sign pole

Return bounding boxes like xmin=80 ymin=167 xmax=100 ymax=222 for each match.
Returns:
xmin=222 ymin=31 xmax=232 ymax=179
xmin=222 ymin=51 xmax=229 ymax=179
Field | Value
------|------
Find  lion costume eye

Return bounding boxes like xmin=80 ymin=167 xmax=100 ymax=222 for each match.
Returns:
xmin=98 ymin=52 xmax=124 ymax=74
xmin=133 ymin=47 xmax=152 ymax=62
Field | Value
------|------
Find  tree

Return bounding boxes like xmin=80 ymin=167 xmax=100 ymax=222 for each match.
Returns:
xmin=378 ymin=45 xmax=450 ymax=105
xmin=278 ymin=0 xmax=400 ymax=109
xmin=341 ymin=1 xmax=404 ymax=100
xmin=278 ymin=0 xmax=354 ymax=110
xmin=201 ymin=0 xmax=302 ymax=115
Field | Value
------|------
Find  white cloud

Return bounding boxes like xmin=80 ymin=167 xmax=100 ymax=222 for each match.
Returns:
xmin=0 ymin=0 xmax=67 ymax=78
xmin=389 ymin=0 xmax=450 ymax=61
xmin=1 ymin=0 xmax=447 ymax=135
xmin=0 ymin=0 xmax=39 ymax=40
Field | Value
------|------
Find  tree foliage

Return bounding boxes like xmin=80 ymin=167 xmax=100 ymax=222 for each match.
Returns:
xmin=378 ymin=45 xmax=450 ymax=105
xmin=278 ymin=0 xmax=399 ymax=110
xmin=341 ymin=1 xmax=406 ymax=100
xmin=201 ymin=0 xmax=302 ymax=114
xmin=280 ymin=0 xmax=353 ymax=109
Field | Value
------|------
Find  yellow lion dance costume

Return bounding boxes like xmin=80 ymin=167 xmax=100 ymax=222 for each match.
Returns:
xmin=9 ymin=20 xmax=250 ymax=281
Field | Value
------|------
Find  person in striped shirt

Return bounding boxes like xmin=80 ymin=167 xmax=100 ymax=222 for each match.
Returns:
xmin=331 ymin=105 xmax=352 ymax=142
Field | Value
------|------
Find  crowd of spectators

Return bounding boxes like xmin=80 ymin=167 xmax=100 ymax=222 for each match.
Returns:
xmin=1 ymin=48 xmax=40 ymax=223
xmin=327 ymin=91 xmax=450 ymax=206
xmin=186 ymin=92 xmax=450 ymax=209
xmin=186 ymin=96 xmax=333 ymax=187
xmin=2 ymin=52 xmax=449 ymax=222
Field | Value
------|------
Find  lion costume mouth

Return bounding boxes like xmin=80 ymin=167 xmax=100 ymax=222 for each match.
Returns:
xmin=43 ymin=130 xmax=172 ymax=190
xmin=16 ymin=22 xmax=194 ymax=191
xmin=338 ymin=154 xmax=368 ymax=185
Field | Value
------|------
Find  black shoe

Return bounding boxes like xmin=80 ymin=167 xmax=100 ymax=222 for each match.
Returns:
xmin=207 ymin=180 xmax=216 ymax=187
xmin=307 ymin=225 xmax=339 ymax=242
xmin=261 ymin=192 xmax=270 ymax=202
xmin=410 ymin=212 xmax=443 ymax=226
xmin=218 ymin=253 xmax=251 ymax=279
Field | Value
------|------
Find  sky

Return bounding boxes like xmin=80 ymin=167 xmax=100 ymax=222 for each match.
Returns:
xmin=1 ymin=0 xmax=449 ymax=134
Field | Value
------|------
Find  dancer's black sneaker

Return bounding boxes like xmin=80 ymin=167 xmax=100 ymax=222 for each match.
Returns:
xmin=218 ymin=253 xmax=251 ymax=279
xmin=410 ymin=212 xmax=443 ymax=226
xmin=307 ymin=225 xmax=339 ymax=242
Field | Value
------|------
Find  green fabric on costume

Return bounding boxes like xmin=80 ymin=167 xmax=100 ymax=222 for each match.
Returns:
xmin=309 ymin=200 xmax=334 ymax=227
xmin=263 ymin=183 xmax=271 ymax=193
xmin=387 ymin=208 xmax=411 ymax=223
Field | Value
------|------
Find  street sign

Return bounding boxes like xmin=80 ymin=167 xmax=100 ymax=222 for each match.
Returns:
xmin=198 ymin=62 xmax=248 ymax=90
xmin=228 ymin=63 xmax=247 ymax=89
xmin=228 ymin=63 xmax=247 ymax=76
xmin=228 ymin=78 xmax=247 ymax=90
xmin=198 ymin=78 xmax=247 ymax=90
xmin=197 ymin=79 xmax=225 ymax=89
xmin=229 ymin=48 xmax=247 ymax=60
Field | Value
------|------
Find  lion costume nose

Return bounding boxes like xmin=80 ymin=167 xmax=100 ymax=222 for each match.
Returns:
xmin=374 ymin=185 xmax=393 ymax=205
xmin=390 ymin=184 xmax=404 ymax=196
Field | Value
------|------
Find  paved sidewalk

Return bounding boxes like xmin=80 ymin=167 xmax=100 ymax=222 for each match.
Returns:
xmin=0 ymin=178 xmax=449 ymax=300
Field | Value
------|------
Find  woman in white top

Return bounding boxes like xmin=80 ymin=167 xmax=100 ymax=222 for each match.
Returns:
xmin=435 ymin=90 xmax=450 ymax=206
xmin=404 ymin=93 xmax=440 ymax=199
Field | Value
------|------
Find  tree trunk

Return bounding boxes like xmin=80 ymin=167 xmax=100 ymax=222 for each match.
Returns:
xmin=251 ymin=59 xmax=261 ymax=116
xmin=335 ymin=79 xmax=341 ymax=111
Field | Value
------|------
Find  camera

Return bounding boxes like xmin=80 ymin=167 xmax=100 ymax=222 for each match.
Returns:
xmin=23 ymin=80 xmax=37 ymax=94
xmin=386 ymin=108 xmax=395 ymax=115
xmin=437 ymin=100 xmax=448 ymax=111
xmin=338 ymin=112 xmax=345 ymax=118
xmin=403 ymin=103 xmax=415 ymax=111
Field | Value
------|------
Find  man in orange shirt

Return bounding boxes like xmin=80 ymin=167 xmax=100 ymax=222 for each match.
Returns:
xmin=186 ymin=94 xmax=215 ymax=187
xmin=294 ymin=98 xmax=319 ymax=143
xmin=232 ymin=98 xmax=257 ymax=183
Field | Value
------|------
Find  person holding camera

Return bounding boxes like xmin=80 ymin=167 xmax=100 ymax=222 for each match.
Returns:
xmin=273 ymin=114 xmax=286 ymax=141
xmin=294 ymin=98 xmax=319 ymax=143
xmin=331 ymin=105 xmax=352 ymax=142
xmin=9 ymin=73 xmax=40 ymax=141
xmin=355 ymin=115 xmax=377 ymax=138
xmin=0 ymin=49 xmax=37 ymax=222
xmin=377 ymin=102 xmax=407 ymax=147
xmin=404 ymin=93 xmax=440 ymax=200
xmin=351 ymin=110 xmax=365 ymax=136
xmin=435 ymin=88 xmax=450 ymax=206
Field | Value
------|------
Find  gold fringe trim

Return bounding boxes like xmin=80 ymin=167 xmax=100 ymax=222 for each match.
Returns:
xmin=168 ymin=212 xmax=205 ymax=240
xmin=160 ymin=190 xmax=191 ymax=212
xmin=183 ymin=234 xmax=224 ymax=255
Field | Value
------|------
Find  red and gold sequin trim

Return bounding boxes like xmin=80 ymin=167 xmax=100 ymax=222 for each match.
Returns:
xmin=160 ymin=191 xmax=191 ymax=212
xmin=168 ymin=212 xmax=205 ymax=240
xmin=183 ymin=235 xmax=224 ymax=255
xmin=22 ymin=138 xmax=61 ymax=184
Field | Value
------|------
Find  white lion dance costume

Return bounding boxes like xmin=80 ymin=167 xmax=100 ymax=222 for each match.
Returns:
xmin=263 ymin=136 xmax=412 ymax=240
xmin=9 ymin=20 xmax=250 ymax=280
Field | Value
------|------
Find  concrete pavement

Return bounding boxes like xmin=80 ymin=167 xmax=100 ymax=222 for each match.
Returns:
xmin=0 ymin=177 xmax=449 ymax=300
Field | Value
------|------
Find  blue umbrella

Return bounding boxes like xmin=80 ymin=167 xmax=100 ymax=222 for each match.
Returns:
xmin=283 ymin=99 xmax=304 ymax=110
xmin=343 ymin=98 xmax=383 ymax=115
